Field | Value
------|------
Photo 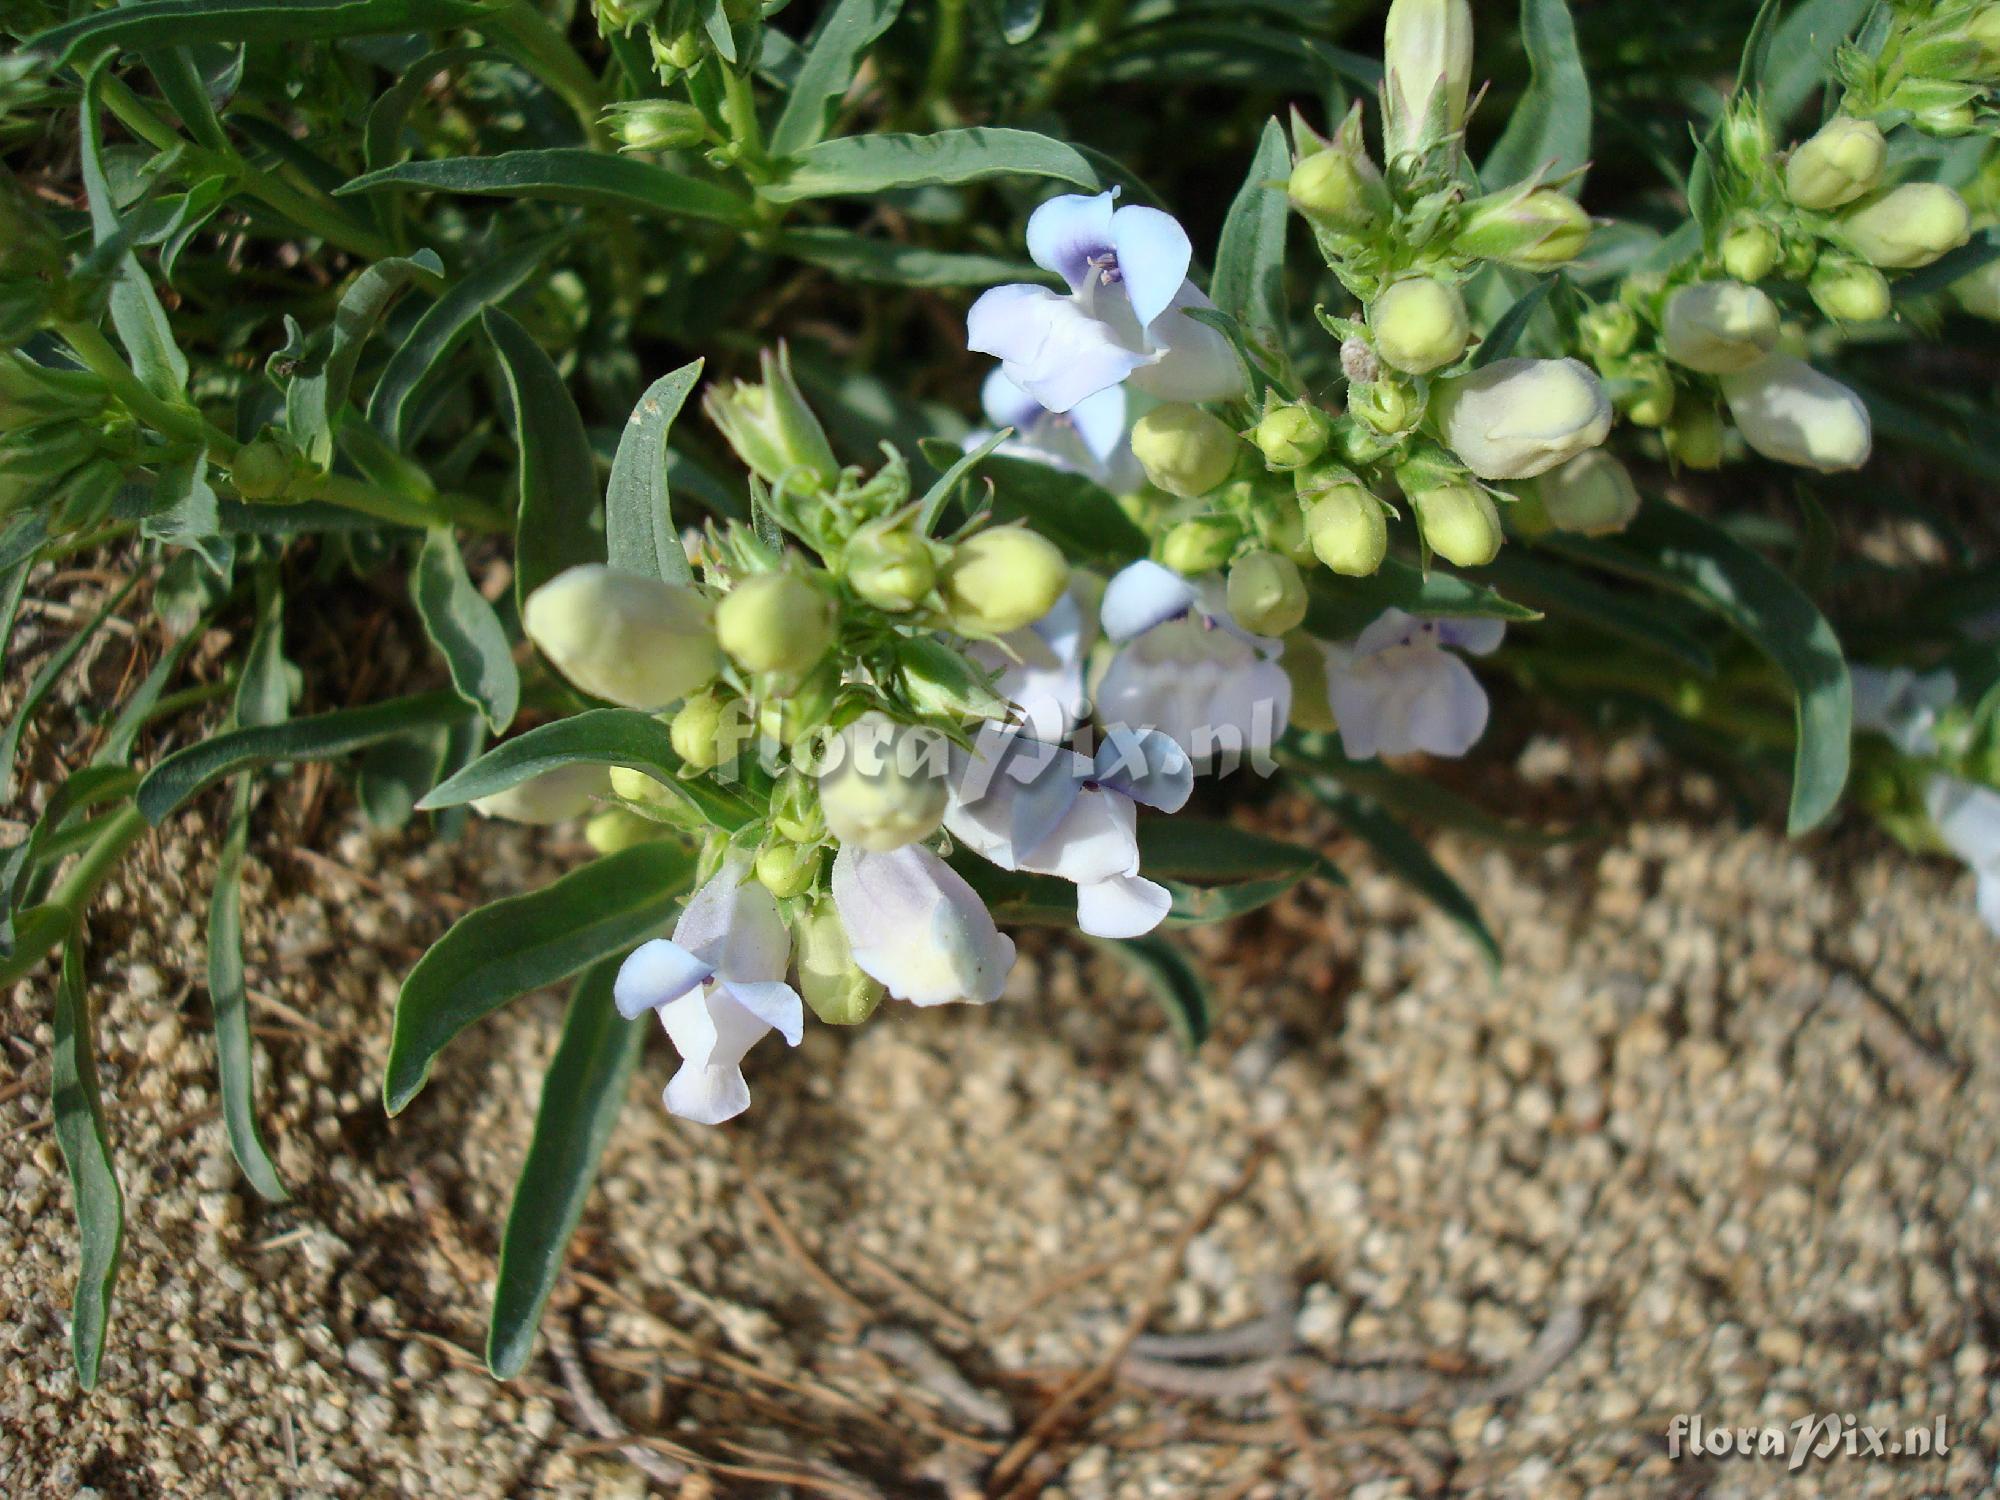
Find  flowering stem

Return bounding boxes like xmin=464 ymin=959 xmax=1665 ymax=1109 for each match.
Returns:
xmin=923 ymin=0 xmax=968 ymax=117
xmin=45 ymin=804 xmax=148 ymax=928
xmin=721 ymin=67 xmax=771 ymax=181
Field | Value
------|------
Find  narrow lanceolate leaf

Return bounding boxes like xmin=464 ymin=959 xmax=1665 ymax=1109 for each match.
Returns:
xmin=1138 ymin=818 xmax=1340 ymax=927
xmin=1097 ymin=934 xmax=1211 ymax=1049
xmin=773 ymin=228 xmax=1043 ymax=288
xmin=52 ymin=941 xmax=125 ymax=1389
xmin=483 ymin=309 xmax=600 ymax=612
xmin=1284 ymin=736 xmax=1582 ymax=850
xmin=338 ymin=151 xmax=755 ymax=227
xmin=145 ymin=453 xmax=234 ymax=579
xmin=30 ymin=0 xmax=493 ymax=64
xmin=1481 ymin=549 xmax=1715 ymax=674
xmin=80 ymin=59 xmax=189 ymax=397
xmin=605 ymin=364 xmax=703 ymax=586
xmin=1210 ymin=118 xmax=1291 ymax=353
xmin=286 ymin=250 xmax=443 ymax=468
xmin=1309 ymin=784 xmax=1501 ymax=970
xmin=487 ymin=958 xmax=648 ymax=1378
xmin=1481 ymin=0 xmax=1591 ymax=192
xmin=136 ymin=689 xmax=468 ymax=825
xmin=1764 ymin=0 xmax=1875 ymax=122
xmin=768 ymin=0 xmax=904 ymax=158
xmin=206 ymin=780 xmax=287 ymax=1201
xmin=412 ymin=528 xmax=519 ymax=733
xmin=1617 ymin=500 xmax=1851 ymax=835
xmin=418 ymin=708 xmax=760 ymax=830
xmin=1471 ymin=277 xmax=1555 ymax=368
xmin=1302 ymin=562 xmax=1539 ymax=641
xmin=980 ymin=455 xmax=1149 ymax=570
xmin=383 ymin=842 xmax=696 ymax=1114
xmin=761 ymin=129 xmax=1100 ymax=201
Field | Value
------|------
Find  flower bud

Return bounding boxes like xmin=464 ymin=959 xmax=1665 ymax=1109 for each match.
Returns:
xmin=1719 ymin=355 xmax=1871 ymax=473
xmin=606 ymin=100 xmax=707 ymax=152
xmin=1226 ymin=550 xmax=1308 ymax=636
xmin=1785 ymin=117 xmax=1887 ymax=210
xmin=1661 ymin=281 xmax=1780 ymax=374
xmin=1404 ymin=475 xmax=1503 ymax=568
xmin=1578 ymin=302 xmax=1638 ymax=362
xmin=1303 ymin=480 xmax=1389 ymax=577
xmin=770 ymin=770 xmax=825 ymax=844
xmin=816 ymin=711 xmax=949 ymax=851
xmin=585 ymin=809 xmax=657 ymax=855
xmin=1970 ymin=6 xmax=2000 ymax=71
xmin=1434 ymin=358 xmax=1613 ymax=480
xmin=1381 ymin=0 xmax=1473 ymax=160
xmin=1602 ymin=355 xmax=1677 ymax=427
xmin=755 ymin=841 xmax=820 ymax=900
xmin=228 ymin=439 xmax=293 ymax=501
xmin=1808 ymin=258 xmax=1892 ymax=322
xmin=1454 ymin=188 xmax=1592 ymax=269
xmin=1279 ymin=634 xmax=1339 ymax=733
xmin=715 ymin=571 xmax=837 ymax=677
xmin=524 ymin=564 xmax=721 ymax=709
xmin=1663 ymin=402 xmax=1727 ymax=470
xmin=472 ymin=764 xmax=609 ymax=824
xmin=651 ymin=27 xmax=702 ymax=76
xmin=702 ymin=344 xmax=839 ymax=494
xmin=1720 ymin=219 xmax=1781 ymax=283
xmin=757 ymin=661 xmax=838 ymax=747
xmin=609 ymin=763 xmax=673 ymax=805
xmin=1721 ymin=101 xmax=1774 ymax=179
xmin=1252 ymin=400 xmax=1331 ymax=470
xmin=795 ymin=899 xmax=884 ymax=1025
xmin=670 ymin=692 xmax=735 ymax=769
xmin=1131 ymin=403 xmax=1239 ymax=497
xmin=1348 ymin=377 xmax=1421 ymax=436
xmin=1160 ymin=515 xmax=1241 ymax=576
xmin=1952 ymin=257 xmax=2000 ymax=321
xmin=595 ymin=0 xmax=662 ymax=31
xmin=846 ymin=518 xmax=936 ymax=612
xmin=1288 ymin=146 xmax=1381 ymax=229
xmin=1837 ymin=183 xmax=1972 ymax=269
xmin=1371 ymin=278 xmax=1470 ymax=374
xmin=938 ymin=526 xmax=1068 ymax=634
xmin=1529 ymin=449 xmax=1640 ymax=536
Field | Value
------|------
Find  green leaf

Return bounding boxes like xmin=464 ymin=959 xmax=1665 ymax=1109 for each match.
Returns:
xmin=483 ymin=309 xmax=600 ymax=613
xmin=144 ymin=453 xmax=234 ymax=578
xmin=1737 ymin=0 xmax=1789 ymax=95
xmin=52 ymin=941 xmax=125 ymax=1389
xmin=1615 ymin=500 xmax=1851 ymax=835
xmin=140 ymin=48 xmax=228 ymax=153
xmin=916 ymin=427 xmax=1010 ymax=532
xmin=91 ymin=627 xmax=206 ymax=769
xmin=769 ymin=0 xmax=903 ymax=158
xmin=29 ymin=0 xmax=495 ymax=64
xmin=80 ymin=59 xmax=189 ymax=397
xmin=773 ymin=228 xmax=1044 ymax=288
xmin=412 ymin=528 xmax=518 ymax=733
xmin=362 ymin=45 xmax=491 ymax=172
xmin=1284 ymin=735 xmax=1579 ymax=849
xmin=1302 ymin=561 xmax=1539 ymax=640
xmin=418 ymin=707 xmax=760 ymax=830
xmin=980 ymin=454 xmax=1148 ymax=570
xmin=2 ymin=575 xmax=139 ymax=802
xmin=384 ymin=842 xmax=695 ymax=1114
xmin=1210 ymin=117 xmax=1291 ymax=353
xmin=1097 ymin=934 xmax=1210 ymax=1048
xmin=1481 ymin=0 xmax=1591 ymax=193
xmin=605 ymin=363 xmax=702 ymax=586
xmin=286 ymin=250 xmax=443 ymax=468
xmin=3 ymin=768 xmax=137 ymax=946
xmin=1136 ymin=818 xmax=1338 ymax=926
xmin=135 ymin=689 xmax=468 ymax=825
xmin=1764 ymin=0 xmax=1876 ymax=122
xmin=1481 ymin=548 xmax=1715 ymax=674
xmin=338 ymin=150 xmax=755 ymax=227
xmin=895 ymin=636 xmax=1008 ymax=720
xmin=1308 ymin=783 xmax=1499 ymax=969
xmin=761 ymin=128 xmax=1100 ymax=202
xmin=487 ymin=958 xmax=648 ymax=1377
xmin=368 ymin=233 xmax=558 ymax=447
xmin=1470 ymin=276 xmax=1555 ymax=368
xmin=206 ymin=780 xmax=288 ymax=1202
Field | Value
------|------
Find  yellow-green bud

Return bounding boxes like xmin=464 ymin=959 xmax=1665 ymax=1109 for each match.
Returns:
xmin=1604 ymin=355 xmax=1677 ymax=427
xmin=670 ymin=693 xmax=732 ymax=769
xmin=610 ymin=763 xmax=674 ymax=804
xmin=1130 ymin=403 xmax=1239 ymax=497
xmin=701 ymin=344 xmax=840 ymax=493
xmin=1257 ymin=496 xmax=1317 ymax=565
xmin=1225 ymin=550 xmax=1308 ymax=636
xmin=1970 ymin=6 xmax=2000 ymax=71
xmin=816 ymin=711 xmax=948 ymax=851
xmin=1279 ymin=634 xmax=1339 ymax=733
xmin=228 ymin=439 xmax=292 ymax=501
xmin=938 ymin=526 xmax=1068 ymax=633
xmin=1663 ymin=402 xmax=1727 ymax=470
xmin=1809 ymin=258 xmax=1892 ymax=322
xmin=651 ymin=27 xmax=702 ymax=75
xmin=1530 ymin=449 xmax=1641 ymax=536
xmin=1160 ymin=515 xmax=1241 ymax=576
xmin=1952 ymin=256 xmax=2000 ymax=322
xmin=755 ymin=841 xmax=820 ymax=900
xmin=1252 ymin=400 xmax=1331 ymax=470
xmin=846 ymin=519 xmax=935 ymax=612
xmin=1405 ymin=476 xmax=1503 ymax=567
xmin=472 ymin=764 xmax=609 ymax=824
xmin=1837 ymin=183 xmax=1973 ymax=269
xmin=1288 ymin=147 xmax=1378 ymax=228
xmin=607 ymin=100 xmax=706 ymax=152
xmin=524 ymin=564 xmax=721 ymax=709
xmin=1348 ymin=377 xmax=1421 ymax=436
xmin=770 ymin=770 xmax=824 ymax=844
xmin=1661 ymin=281 xmax=1780 ymax=374
xmin=795 ymin=899 xmax=883 ymax=1025
xmin=716 ymin=571 xmax=836 ymax=677
xmin=1578 ymin=302 xmax=1638 ymax=362
xmin=1785 ymin=117 xmax=1886 ymax=210
xmin=1371 ymin=278 xmax=1470 ymax=374
xmin=1303 ymin=481 xmax=1388 ymax=577
xmin=756 ymin=661 xmax=838 ymax=747
xmin=1381 ymin=0 xmax=1473 ymax=160
xmin=1720 ymin=219 xmax=1781 ymax=283
xmin=585 ymin=809 xmax=656 ymax=855
xmin=1454 ymin=189 xmax=1592 ymax=269
xmin=596 ymin=0 xmax=662 ymax=31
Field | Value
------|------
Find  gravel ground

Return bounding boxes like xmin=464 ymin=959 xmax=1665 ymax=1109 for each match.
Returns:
xmin=3 ymin=586 xmax=1999 ymax=1497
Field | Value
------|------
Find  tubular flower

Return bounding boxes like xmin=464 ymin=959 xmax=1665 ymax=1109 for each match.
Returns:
xmin=967 ymin=191 xmax=1238 ymax=413
xmin=830 ymin=843 xmax=1016 ymax=1005
xmin=1433 ymin=358 xmax=1613 ymax=481
xmin=970 ymin=366 xmax=1140 ymax=491
xmin=1718 ymin=356 xmax=1872 ymax=473
xmin=523 ymin=564 xmax=721 ymax=709
xmin=965 ymin=584 xmax=1095 ymax=743
xmin=1661 ymin=282 xmax=1781 ymax=375
xmin=470 ymin=764 xmax=609 ymax=824
xmin=1323 ymin=609 xmax=1505 ymax=760
xmin=1924 ymin=778 xmax=2000 ymax=936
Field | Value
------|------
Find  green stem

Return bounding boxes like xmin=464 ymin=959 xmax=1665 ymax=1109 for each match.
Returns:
xmin=721 ymin=66 xmax=770 ymax=181
xmin=1028 ymin=0 xmax=1129 ymax=112
xmin=46 ymin=805 xmax=149 ymax=926
xmin=924 ymin=0 xmax=969 ymax=120
xmin=489 ymin=1 xmax=612 ymax=149
xmin=54 ymin=320 xmax=210 ymax=447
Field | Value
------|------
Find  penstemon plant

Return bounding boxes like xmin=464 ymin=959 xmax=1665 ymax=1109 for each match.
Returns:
xmin=2 ymin=0 xmax=1997 ymax=1389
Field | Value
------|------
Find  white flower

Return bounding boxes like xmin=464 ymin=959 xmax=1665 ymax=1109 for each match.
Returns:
xmin=614 ymin=860 xmax=804 ymax=1125
xmin=1434 ymin=357 xmax=1613 ymax=481
xmin=470 ymin=764 xmax=609 ymax=824
xmin=1719 ymin=355 xmax=1871 ymax=473
xmin=1323 ymin=608 xmax=1504 ymax=760
xmin=970 ymin=366 xmax=1141 ymax=492
xmin=1096 ymin=563 xmax=1291 ymax=771
xmin=965 ymin=584 xmax=1095 ymax=743
xmin=966 ymin=191 xmax=1237 ymax=414
xmin=830 ymin=843 xmax=1016 ymax=1005
xmin=1850 ymin=664 xmax=1956 ymax=756
xmin=1924 ymin=776 xmax=2000 ymax=936
xmin=945 ymin=726 xmax=1193 ymax=939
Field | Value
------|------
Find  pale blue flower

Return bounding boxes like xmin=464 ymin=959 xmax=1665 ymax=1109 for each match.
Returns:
xmin=968 ymin=367 xmax=1141 ymax=492
xmin=1925 ymin=777 xmax=2000 ymax=936
xmin=1849 ymin=664 xmax=1955 ymax=757
xmin=1323 ymin=608 xmax=1504 ymax=760
xmin=966 ymin=191 xmax=1238 ymax=413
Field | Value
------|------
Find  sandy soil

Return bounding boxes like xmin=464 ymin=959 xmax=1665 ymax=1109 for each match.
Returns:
xmin=3 ymin=581 xmax=1998 ymax=1498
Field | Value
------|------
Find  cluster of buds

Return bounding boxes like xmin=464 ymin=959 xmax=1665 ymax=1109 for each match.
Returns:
xmin=0 ymin=352 xmax=128 ymax=533
xmin=1835 ymin=1 xmax=2000 ymax=135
